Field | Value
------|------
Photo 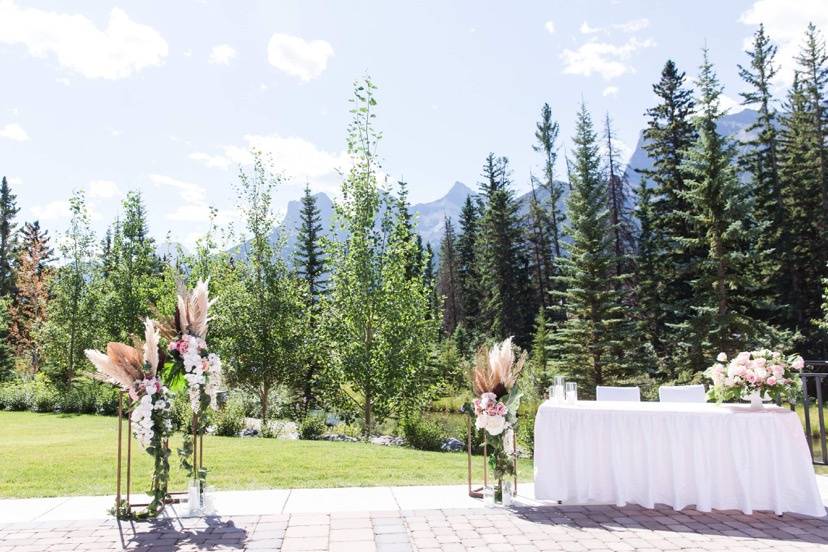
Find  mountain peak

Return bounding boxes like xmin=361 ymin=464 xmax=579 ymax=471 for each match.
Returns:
xmin=446 ymin=181 xmax=474 ymax=201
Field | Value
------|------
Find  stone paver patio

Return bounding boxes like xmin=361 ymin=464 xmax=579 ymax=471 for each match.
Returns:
xmin=1 ymin=504 xmax=828 ymax=551
xmin=1 ymin=481 xmax=827 ymax=551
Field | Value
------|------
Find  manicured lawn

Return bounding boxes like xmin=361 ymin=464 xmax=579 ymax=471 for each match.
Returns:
xmin=0 ymin=411 xmax=533 ymax=498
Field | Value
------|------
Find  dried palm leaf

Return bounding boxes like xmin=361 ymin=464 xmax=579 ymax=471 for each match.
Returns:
xmin=84 ymin=349 xmax=135 ymax=390
xmin=149 ymin=305 xmax=177 ymax=341
xmin=472 ymin=337 xmax=526 ymax=397
xmin=107 ymin=342 xmax=144 ymax=380
xmin=143 ymin=318 xmax=160 ymax=376
xmin=187 ymin=279 xmax=213 ymax=338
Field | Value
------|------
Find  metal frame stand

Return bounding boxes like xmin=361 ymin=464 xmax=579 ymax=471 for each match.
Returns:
xmin=114 ymin=392 xmax=193 ymax=516
xmin=465 ymin=416 xmax=518 ymax=499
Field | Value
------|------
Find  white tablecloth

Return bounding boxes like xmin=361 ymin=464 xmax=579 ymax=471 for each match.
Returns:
xmin=534 ymin=400 xmax=825 ymax=517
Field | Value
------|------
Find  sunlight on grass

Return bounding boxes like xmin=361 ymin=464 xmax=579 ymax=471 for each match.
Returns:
xmin=0 ymin=411 xmax=532 ymax=498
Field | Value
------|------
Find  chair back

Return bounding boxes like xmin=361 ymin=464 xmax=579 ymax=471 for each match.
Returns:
xmin=596 ymin=386 xmax=640 ymax=402
xmin=658 ymin=384 xmax=706 ymax=403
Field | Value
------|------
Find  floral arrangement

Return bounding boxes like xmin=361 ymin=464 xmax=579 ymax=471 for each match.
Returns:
xmin=465 ymin=337 xmax=526 ymax=503
xmin=85 ymin=318 xmax=172 ymax=517
xmin=705 ymin=349 xmax=805 ymax=404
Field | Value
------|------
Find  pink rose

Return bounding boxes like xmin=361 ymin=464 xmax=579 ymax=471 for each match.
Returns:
xmin=792 ymin=356 xmax=805 ymax=371
xmin=178 ymin=340 xmax=189 ymax=354
xmin=744 ymin=371 xmax=757 ymax=384
xmin=168 ymin=341 xmax=178 ymax=352
xmin=766 ymin=376 xmax=777 ymax=386
xmin=771 ymin=365 xmax=784 ymax=379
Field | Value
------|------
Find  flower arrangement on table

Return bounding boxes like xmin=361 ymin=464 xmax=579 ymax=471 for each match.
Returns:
xmin=85 ymin=318 xmax=172 ymax=518
xmin=162 ymin=280 xmax=224 ymax=487
xmin=465 ymin=337 xmax=526 ymax=503
xmin=705 ymin=349 xmax=805 ymax=406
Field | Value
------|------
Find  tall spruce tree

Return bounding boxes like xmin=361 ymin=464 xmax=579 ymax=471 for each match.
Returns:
xmin=680 ymin=49 xmax=786 ymax=368
xmin=437 ymin=216 xmax=462 ymax=335
xmin=533 ymin=103 xmax=565 ymax=258
xmin=0 ymin=177 xmax=19 ymax=297
xmin=457 ymin=195 xmax=481 ymax=332
xmin=294 ymin=184 xmax=328 ymax=302
xmin=526 ymin=179 xmax=553 ymax=311
xmin=738 ymin=23 xmax=785 ymax=323
xmin=638 ymin=59 xmax=699 ymax=366
xmin=476 ymin=153 xmax=532 ymax=344
xmin=778 ymin=74 xmax=826 ymax=354
xmin=549 ymin=104 xmax=626 ymax=393
xmin=603 ymin=114 xmax=635 ymax=281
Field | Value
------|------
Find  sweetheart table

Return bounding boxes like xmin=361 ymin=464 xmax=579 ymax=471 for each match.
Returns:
xmin=533 ymin=400 xmax=825 ymax=517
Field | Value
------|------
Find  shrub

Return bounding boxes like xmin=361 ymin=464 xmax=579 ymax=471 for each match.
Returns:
xmin=56 ymin=379 xmax=99 ymax=413
xmin=400 ymin=415 xmax=444 ymax=451
xmin=171 ymin=390 xmax=194 ymax=432
xmin=94 ymin=384 xmax=119 ymax=415
xmin=27 ymin=375 xmax=59 ymax=412
xmin=0 ymin=381 xmax=27 ymax=410
xmin=213 ymin=396 xmax=245 ymax=437
xmin=299 ymin=414 xmax=326 ymax=440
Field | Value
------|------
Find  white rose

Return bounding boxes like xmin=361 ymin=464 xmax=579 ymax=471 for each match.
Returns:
xmin=475 ymin=413 xmax=488 ymax=430
xmin=792 ymin=356 xmax=805 ymax=371
xmin=717 ymin=352 xmax=727 ymax=362
xmin=485 ymin=414 xmax=506 ymax=436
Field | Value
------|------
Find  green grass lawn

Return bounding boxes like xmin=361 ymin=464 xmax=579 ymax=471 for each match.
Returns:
xmin=0 ymin=411 xmax=533 ymax=498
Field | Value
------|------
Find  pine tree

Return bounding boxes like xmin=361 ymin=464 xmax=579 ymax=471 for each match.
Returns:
xmin=549 ymin=104 xmax=625 ymax=393
xmin=476 ymin=153 xmax=532 ymax=344
xmin=526 ymin=179 xmax=554 ymax=311
xmin=680 ymin=49 xmax=785 ymax=368
xmin=9 ymin=221 xmax=52 ymax=372
xmin=533 ymin=103 xmax=565 ymax=258
xmin=603 ymin=114 xmax=635 ymax=281
xmin=438 ymin=216 xmax=462 ymax=335
xmin=294 ymin=184 xmax=328 ymax=303
xmin=638 ymin=59 xmax=699 ymax=365
xmin=0 ymin=177 xmax=19 ymax=297
xmin=457 ymin=195 xmax=481 ymax=332
xmin=738 ymin=23 xmax=785 ymax=323
xmin=778 ymin=74 xmax=826 ymax=353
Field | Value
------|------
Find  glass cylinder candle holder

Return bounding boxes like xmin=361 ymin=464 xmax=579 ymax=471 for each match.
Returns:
xmin=553 ymin=375 xmax=566 ymax=404
xmin=565 ymin=382 xmax=578 ymax=404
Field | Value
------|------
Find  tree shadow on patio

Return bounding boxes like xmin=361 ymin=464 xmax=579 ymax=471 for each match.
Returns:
xmin=118 ymin=515 xmax=251 ymax=551
xmin=511 ymin=504 xmax=828 ymax=547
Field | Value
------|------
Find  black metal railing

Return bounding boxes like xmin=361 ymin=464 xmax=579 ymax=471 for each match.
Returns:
xmin=801 ymin=361 xmax=828 ymax=465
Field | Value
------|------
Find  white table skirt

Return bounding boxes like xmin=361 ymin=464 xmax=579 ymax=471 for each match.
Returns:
xmin=533 ymin=400 xmax=825 ymax=517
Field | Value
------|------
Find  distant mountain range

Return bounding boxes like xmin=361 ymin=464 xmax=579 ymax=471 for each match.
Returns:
xmin=224 ymin=108 xmax=759 ymax=265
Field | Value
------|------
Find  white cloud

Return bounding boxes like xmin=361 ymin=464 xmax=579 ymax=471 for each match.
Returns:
xmin=149 ymin=174 xmax=211 ymax=222
xmin=603 ymin=85 xmax=620 ymax=96
xmin=561 ymin=37 xmax=655 ymax=80
xmin=31 ymin=200 xmax=71 ymax=221
xmin=0 ymin=122 xmax=29 ymax=141
xmin=0 ymin=1 xmax=168 ymax=79
xmin=740 ymin=0 xmax=828 ymax=85
xmin=190 ymin=133 xmax=349 ymax=195
xmin=580 ymin=21 xmax=601 ymax=34
xmin=267 ymin=33 xmax=333 ymax=81
xmin=614 ymin=18 xmax=650 ymax=33
xmin=88 ymin=179 xmax=121 ymax=199
xmin=208 ymin=43 xmax=237 ymax=65
xmin=545 ymin=20 xmax=556 ymax=34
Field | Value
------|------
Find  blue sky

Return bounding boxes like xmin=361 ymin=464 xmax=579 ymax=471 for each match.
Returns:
xmin=0 ymin=0 xmax=825 ymax=249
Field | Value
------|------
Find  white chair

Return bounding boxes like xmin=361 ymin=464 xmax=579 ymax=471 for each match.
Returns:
xmin=596 ymin=386 xmax=641 ymax=402
xmin=658 ymin=384 xmax=706 ymax=403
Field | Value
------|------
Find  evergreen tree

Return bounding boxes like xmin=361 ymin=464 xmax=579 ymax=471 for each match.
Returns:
xmin=437 ymin=216 xmax=462 ymax=335
xmin=526 ymin=179 xmax=554 ymax=311
xmin=533 ymin=103 xmax=565 ymax=258
xmin=603 ymin=114 xmax=635 ymax=281
xmin=680 ymin=49 xmax=786 ymax=368
xmin=294 ymin=184 xmax=328 ymax=302
xmin=476 ymin=153 xmax=532 ymax=344
xmin=549 ymin=104 xmax=626 ymax=393
xmin=457 ymin=195 xmax=481 ymax=332
xmin=638 ymin=59 xmax=699 ymax=365
xmin=0 ymin=177 xmax=19 ymax=297
xmin=778 ymin=74 xmax=826 ymax=353
xmin=9 ymin=221 xmax=52 ymax=372
xmin=739 ymin=23 xmax=786 ymax=323
xmin=101 ymin=192 xmax=164 ymax=342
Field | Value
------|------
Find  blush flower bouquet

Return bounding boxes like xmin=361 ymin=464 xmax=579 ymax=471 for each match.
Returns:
xmin=705 ymin=349 xmax=805 ymax=405
xmin=464 ymin=337 xmax=526 ymax=504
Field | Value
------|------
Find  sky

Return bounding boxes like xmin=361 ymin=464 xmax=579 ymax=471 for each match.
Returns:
xmin=0 ymin=0 xmax=826 ymax=250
